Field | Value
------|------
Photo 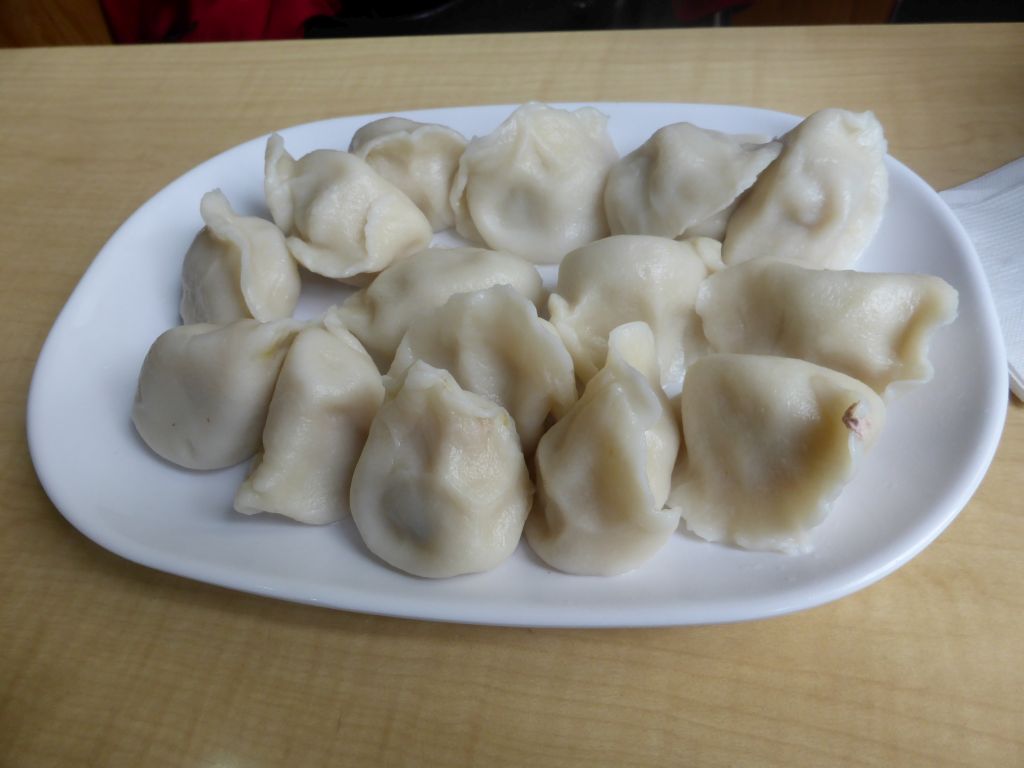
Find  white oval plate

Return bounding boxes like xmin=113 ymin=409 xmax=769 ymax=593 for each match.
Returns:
xmin=28 ymin=104 xmax=1007 ymax=627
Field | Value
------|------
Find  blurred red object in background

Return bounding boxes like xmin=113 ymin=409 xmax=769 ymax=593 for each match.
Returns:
xmin=102 ymin=0 xmax=343 ymax=43
xmin=673 ymin=0 xmax=741 ymax=23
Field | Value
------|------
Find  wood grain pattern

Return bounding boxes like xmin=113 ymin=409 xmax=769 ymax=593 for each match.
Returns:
xmin=1 ymin=25 xmax=1022 ymax=768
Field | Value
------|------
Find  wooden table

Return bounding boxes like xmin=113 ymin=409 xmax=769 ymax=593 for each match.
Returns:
xmin=2 ymin=24 xmax=1022 ymax=767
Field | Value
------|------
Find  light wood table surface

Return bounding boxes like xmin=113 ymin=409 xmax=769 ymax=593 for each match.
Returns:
xmin=2 ymin=24 xmax=1022 ymax=767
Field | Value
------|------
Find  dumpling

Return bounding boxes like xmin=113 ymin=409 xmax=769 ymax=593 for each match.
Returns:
xmin=670 ymin=354 xmax=886 ymax=554
xmin=697 ymin=260 xmax=959 ymax=394
xmin=132 ymin=318 xmax=303 ymax=470
xmin=264 ymin=133 xmax=432 ymax=283
xmin=350 ymin=361 xmax=532 ymax=578
xmin=388 ymin=284 xmax=577 ymax=453
xmin=526 ymin=323 xmax=681 ymax=576
xmin=681 ymin=202 xmax=735 ymax=241
xmin=233 ymin=313 xmax=384 ymax=524
xmin=450 ymin=102 xmax=619 ymax=264
xmin=723 ymin=108 xmax=888 ymax=269
xmin=349 ymin=117 xmax=467 ymax=231
xmin=548 ymin=235 xmax=719 ymax=388
xmin=334 ymin=246 xmax=544 ymax=370
xmin=180 ymin=190 xmax=301 ymax=325
xmin=604 ymin=123 xmax=780 ymax=240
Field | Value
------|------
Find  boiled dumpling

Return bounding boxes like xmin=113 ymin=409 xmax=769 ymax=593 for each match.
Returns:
xmin=604 ymin=123 xmax=780 ymax=240
xmin=388 ymin=284 xmax=577 ymax=453
xmin=526 ymin=323 xmax=681 ymax=576
xmin=450 ymin=102 xmax=618 ymax=263
xmin=335 ymin=246 xmax=544 ymax=370
xmin=723 ymin=108 xmax=888 ymax=269
xmin=350 ymin=361 xmax=532 ymax=578
xmin=349 ymin=117 xmax=467 ymax=231
xmin=697 ymin=260 xmax=959 ymax=394
xmin=671 ymin=354 xmax=886 ymax=554
xmin=132 ymin=318 xmax=303 ymax=470
xmin=180 ymin=190 xmax=300 ymax=325
xmin=264 ymin=133 xmax=432 ymax=283
xmin=548 ymin=235 xmax=720 ymax=388
xmin=682 ymin=202 xmax=735 ymax=241
xmin=233 ymin=312 xmax=384 ymax=524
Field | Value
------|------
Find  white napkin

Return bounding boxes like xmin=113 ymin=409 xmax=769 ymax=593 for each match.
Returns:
xmin=940 ymin=158 xmax=1024 ymax=399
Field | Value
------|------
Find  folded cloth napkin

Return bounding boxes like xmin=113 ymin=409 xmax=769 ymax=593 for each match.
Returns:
xmin=941 ymin=158 xmax=1024 ymax=399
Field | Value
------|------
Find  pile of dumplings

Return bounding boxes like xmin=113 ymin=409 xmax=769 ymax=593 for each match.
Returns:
xmin=132 ymin=103 xmax=959 ymax=578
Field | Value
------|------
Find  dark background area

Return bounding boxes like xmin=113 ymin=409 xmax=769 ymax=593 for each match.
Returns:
xmin=304 ymin=0 xmax=1024 ymax=39
xmin=1 ymin=0 xmax=1021 ymax=47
